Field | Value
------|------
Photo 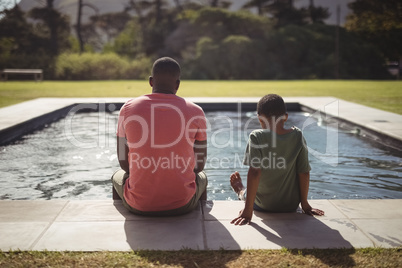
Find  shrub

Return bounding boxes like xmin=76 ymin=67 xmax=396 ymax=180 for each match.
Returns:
xmin=55 ymin=53 xmax=150 ymax=80
xmin=0 ymin=53 xmax=56 ymax=79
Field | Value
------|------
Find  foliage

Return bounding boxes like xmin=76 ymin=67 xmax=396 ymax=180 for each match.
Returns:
xmin=0 ymin=6 xmax=43 ymax=54
xmin=68 ymin=36 xmax=95 ymax=54
xmin=265 ymin=24 xmax=389 ymax=79
xmin=0 ymin=53 xmax=55 ymax=79
xmin=178 ymin=14 xmax=389 ymax=80
xmin=345 ymin=0 xmax=402 ymax=61
xmin=0 ymin=2 xmax=396 ymax=80
xmin=0 ymin=4 xmax=69 ymax=78
xmin=189 ymin=35 xmax=266 ymax=79
xmin=106 ymin=19 xmax=144 ymax=58
xmin=190 ymin=8 xmax=271 ymax=40
xmin=29 ymin=1 xmax=71 ymax=55
xmin=78 ymin=11 xmax=132 ymax=52
xmin=265 ymin=0 xmax=308 ymax=27
xmin=55 ymin=53 xmax=151 ymax=80
xmin=241 ymin=0 xmax=330 ymax=27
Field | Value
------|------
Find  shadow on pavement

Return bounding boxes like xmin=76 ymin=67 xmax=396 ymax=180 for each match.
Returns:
xmin=113 ymin=200 xmax=241 ymax=266
xmin=251 ymin=211 xmax=356 ymax=266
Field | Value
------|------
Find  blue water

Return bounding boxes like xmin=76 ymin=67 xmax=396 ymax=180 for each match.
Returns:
xmin=0 ymin=111 xmax=401 ymax=200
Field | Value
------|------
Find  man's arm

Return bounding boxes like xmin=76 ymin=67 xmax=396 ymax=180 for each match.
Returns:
xmin=193 ymin=139 xmax=207 ymax=173
xmin=117 ymin=136 xmax=129 ymax=174
xmin=298 ymin=172 xmax=324 ymax=216
xmin=231 ymin=166 xmax=261 ymax=225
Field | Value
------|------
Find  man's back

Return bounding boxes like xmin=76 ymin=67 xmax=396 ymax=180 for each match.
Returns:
xmin=117 ymin=93 xmax=207 ymax=211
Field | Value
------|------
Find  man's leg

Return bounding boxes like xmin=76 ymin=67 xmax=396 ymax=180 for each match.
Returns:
xmin=196 ymin=171 xmax=208 ymax=201
xmin=138 ymin=171 xmax=208 ymax=217
xmin=111 ymin=169 xmax=128 ymax=200
xmin=171 ymin=170 xmax=208 ymax=214
xmin=111 ymin=171 xmax=208 ymax=217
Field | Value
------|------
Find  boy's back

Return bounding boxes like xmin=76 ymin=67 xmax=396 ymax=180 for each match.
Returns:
xmin=245 ymin=127 xmax=310 ymax=212
xmin=230 ymin=94 xmax=324 ymax=225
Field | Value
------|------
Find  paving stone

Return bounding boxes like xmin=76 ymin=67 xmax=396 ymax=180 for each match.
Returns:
xmin=0 ymin=200 xmax=67 ymax=222
xmin=0 ymin=222 xmax=49 ymax=251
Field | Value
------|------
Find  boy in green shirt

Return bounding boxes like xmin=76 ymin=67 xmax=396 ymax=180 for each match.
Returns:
xmin=231 ymin=94 xmax=324 ymax=225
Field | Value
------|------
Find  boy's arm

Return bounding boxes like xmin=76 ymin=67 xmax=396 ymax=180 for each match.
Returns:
xmin=298 ymin=172 xmax=324 ymax=216
xmin=231 ymin=166 xmax=261 ymax=225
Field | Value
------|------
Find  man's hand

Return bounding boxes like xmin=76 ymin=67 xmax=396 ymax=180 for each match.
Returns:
xmin=301 ymin=202 xmax=325 ymax=216
xmin=231 ymin=209 xmax=253 ymax=225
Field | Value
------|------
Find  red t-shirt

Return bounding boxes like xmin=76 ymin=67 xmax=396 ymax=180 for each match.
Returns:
xmin=117 ymin=93 xmax=207 ymax=211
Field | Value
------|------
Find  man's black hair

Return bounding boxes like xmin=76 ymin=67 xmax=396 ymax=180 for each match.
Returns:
xmin=152 ymin=57 xmax=181 ymax=77
xmin=257 ymin=94 xmax=287 ymax=118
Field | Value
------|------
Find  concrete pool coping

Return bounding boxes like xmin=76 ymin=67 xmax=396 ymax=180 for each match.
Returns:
xmin=1 ymin=199 xmax=401 ymax=250
xmin=0 ymin=97 xmax=401 ymax=251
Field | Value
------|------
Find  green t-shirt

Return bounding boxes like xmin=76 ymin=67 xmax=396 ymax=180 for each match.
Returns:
xmin=244 ymin=127 xmax=310 ymax=212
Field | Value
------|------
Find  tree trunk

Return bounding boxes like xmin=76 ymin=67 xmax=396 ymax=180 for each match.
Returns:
xmin=46 ymin=0 xmax=58 ymax=55
xmin=155 ymin=0 xmax=162 ymax=23
xmin=76 ymin=0 xmax=84 ymax=54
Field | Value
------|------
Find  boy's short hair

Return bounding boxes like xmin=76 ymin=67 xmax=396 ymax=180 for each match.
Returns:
xmin=257 ymin=94 xmax=287 ymax=118
xmin=152 ymin=57 xmax=181 ymax=78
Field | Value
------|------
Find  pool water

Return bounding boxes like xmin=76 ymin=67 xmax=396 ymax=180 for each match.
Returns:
xmin=0 ymin=111 xmax=401 ymax=200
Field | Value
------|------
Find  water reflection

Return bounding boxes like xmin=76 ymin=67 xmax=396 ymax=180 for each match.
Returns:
xmin=0 ymin=111 xmax=401 ymax=200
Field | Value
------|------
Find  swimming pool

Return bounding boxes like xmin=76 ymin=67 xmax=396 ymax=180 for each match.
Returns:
xmin=0 ymin=110 xmax=401 ymax=200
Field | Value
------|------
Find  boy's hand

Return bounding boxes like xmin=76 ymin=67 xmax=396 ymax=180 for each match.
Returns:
xmin=231 ymin=209 xmax=253 ymax=225
xmin=301 ymin=203 xmax=325 ymax=216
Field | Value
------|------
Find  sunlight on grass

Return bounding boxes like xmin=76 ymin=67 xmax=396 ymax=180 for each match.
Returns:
xmin=0 ymin=80 xmax=401 ymax=114
xmin=0 ymin=248 xmax=401 ymax=267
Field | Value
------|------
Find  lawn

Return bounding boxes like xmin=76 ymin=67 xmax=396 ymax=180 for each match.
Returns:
xmin=0 ymin=80 xmax=401 ymax=114
xmin=1 ymin=248 xmax=401 ymax=267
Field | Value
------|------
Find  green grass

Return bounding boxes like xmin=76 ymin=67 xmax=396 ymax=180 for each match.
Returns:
xmin=0 ymin=80 xmax=401 ymax=114
xmin=0 ymin=248 xmax=401 ymax=267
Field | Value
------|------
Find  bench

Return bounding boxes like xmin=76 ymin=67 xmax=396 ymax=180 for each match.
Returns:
xmin=1 ymin=69 xmax=43 ymax=81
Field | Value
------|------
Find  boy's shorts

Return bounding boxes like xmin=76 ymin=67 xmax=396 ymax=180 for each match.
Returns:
xmin=111 ymin=169 xmax=207 ymax=216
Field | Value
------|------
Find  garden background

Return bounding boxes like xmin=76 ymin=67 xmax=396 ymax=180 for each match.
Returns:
xmin=0 ymin=0 xmax=401 ymax=81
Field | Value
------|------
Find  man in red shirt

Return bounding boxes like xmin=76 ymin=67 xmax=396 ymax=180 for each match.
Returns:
xmin=112 ymin=57 xmax=208 ymax=216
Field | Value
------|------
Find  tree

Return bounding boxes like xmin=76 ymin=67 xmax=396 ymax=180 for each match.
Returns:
xmin=111 ymin=19 xmax=144 ymax=58
xmin=345 ymin=0 xmax=402 ymax=63
xmin=0 ymin=5 xmax=59 ymax=78
xmin=29 ymin=0 xmax=70 ymax=55
xmin=242 ymin=0 xmax=272 ymax=16
xmin=123 ymin=0 xmax=178 ymax=56
xmin=89 ymin=11 xmax=131 ymax=43
xmin=265 ymin=24 xmax=389 ymax=79
xmin=265 ymin=0 xmax=307 ymax=27
xmin=0 ymin=5 xmax=43 ymax=54
xmin=307 ymin=0 xmax=330 ymax=24
xmin=75 ymin=0 xmax=98 ymax=54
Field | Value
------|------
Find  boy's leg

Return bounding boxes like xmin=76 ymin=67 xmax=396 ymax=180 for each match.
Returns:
xmin=230 ymin=171 xmax=246 ymax=201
